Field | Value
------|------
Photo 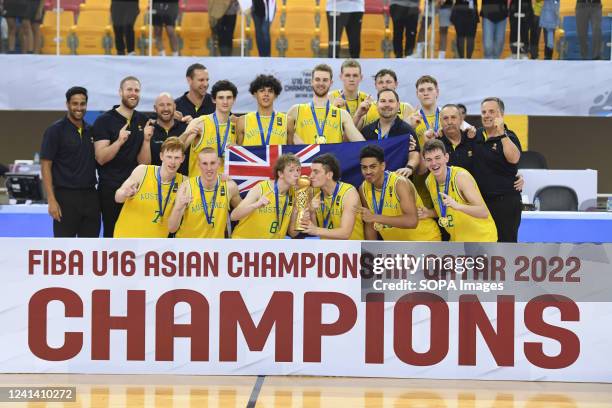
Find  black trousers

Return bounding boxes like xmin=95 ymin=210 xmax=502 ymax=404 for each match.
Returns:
xmin=98 ymin=185 xmax=123 ymax=238
xmin=111 ymin=1 xmax=139 ymax=54
xmin=509 ymin=4 xmax=532 ymax=54
xmin=53 ymin=188 xmax=100 ymax=237
xmin=390 ymin=4 xmax=419 ymax=57
xmin=215 ymin=13 xmax=237 ymax=56
xmin=327 ymin=11 xmax=363 ymax=58
xmin=485 ymin=193 xmax=522 ymax=243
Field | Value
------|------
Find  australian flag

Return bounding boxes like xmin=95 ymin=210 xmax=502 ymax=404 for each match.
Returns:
xmin=225 ymin=136 xmax=410 ymax=194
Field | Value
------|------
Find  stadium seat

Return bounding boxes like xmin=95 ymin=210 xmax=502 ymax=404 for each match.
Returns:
xmin=40 ymin=10 xmax=75 ymax=54
xmin=79 ymin=0 xmax=110 ymax=11
xmin=71 ymin=9 xmax=113 ymax=54
xmin=178 ymin=12 xmax=213 ymax=56
xmin=54 ymin=0 xmax=83 ymax=13
xmin=534 ymin=186 xmax=578 ymax=211
xmin=560 ymin=16 xmax=611 ymax=60
xmin=232 ymin=13 xmax=254 ymax=56
xmin=181 ymin=0 xmax=208 ymax=12
xmin=273 ymin=11 xmax=318 ymax=57
xmin=518 ymin=151 xmax=548 ymax=169
xmin=360 ymin=13 xmax=390 ymax=58
xmin=364 ymin=0 xmax=385 ymax=14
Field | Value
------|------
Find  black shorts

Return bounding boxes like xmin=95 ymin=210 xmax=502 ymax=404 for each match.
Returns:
xmin=4 ymin=0 xmax=28 ymax=19
xmin=152 ymin=2 xmax=179 ymax=27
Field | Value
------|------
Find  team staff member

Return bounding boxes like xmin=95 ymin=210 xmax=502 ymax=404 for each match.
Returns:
xmin=361 ymin=89 xmax=420 ymax=179
xmin=93 ymin=76 xmax=149 ymax=237
xmin=421 ymin=139 xmax=497 ymax=242
xmin=287 ymin=64 xmax=364 ymax=144
xmin=114 ymin=137 xmax=186 ymax=237
xmin=471 ymin=97 xmax=522 ymax=242
xmin=358 ymin=145 xmax=440 ymax=241
xmin=300 ymin=154 xmax=364 ymax=240
xmin=137 ymin=92 xmax=189 ymax=175
xmin=40 ymin=86 xmax=100 ymax=237
xmin=231 ymin=154 xmax=301 ymax=239
xmin=181 ymin=80 xmax=238 ymax=177
xmin=354 ymin=68 xmax=415 ymax=129
xmin=435 ymin=104 xmax=477 ymax=170
xmin=328 ymin=59 xmax=370 ymax=118
xmin=175 ymin=63 xmax=215 ymax=121
xmin=236 ymin=74 xmax=287 ymax=146
xmin=169 ymin=148 xmax=242 ymax=238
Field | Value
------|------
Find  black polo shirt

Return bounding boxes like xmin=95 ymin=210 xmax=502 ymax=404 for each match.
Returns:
xmin=362 ymin=117 xmax=420 ymax=151
xmin=151 ymin=120 xmax=189 ymax=176
xmin=92 ymin=106 xmax=149 ymax=190
xmin=175 ymin=92 xmax=215 ymax=119
xmin=440 ymin=130 xmax=475 ymax=172
xmin=471 ymin=128 xmax=522 ymax=197
xmin=40 ymin=116 xmax=97 ymax=189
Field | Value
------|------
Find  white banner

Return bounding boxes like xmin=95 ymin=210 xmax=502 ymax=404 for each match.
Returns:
xmin=0 ymin=55 xmax=610 ymax=116
xmin=2 ymin=238 xmax=612 ymax=382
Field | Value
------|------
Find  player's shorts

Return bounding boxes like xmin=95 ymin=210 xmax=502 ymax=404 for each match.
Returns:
xmin=152 ymin=2 xmax=179 ymax=27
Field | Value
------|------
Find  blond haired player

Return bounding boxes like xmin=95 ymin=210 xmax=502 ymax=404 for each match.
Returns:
xmin=113 ymin=137 xmax=186 ymax=237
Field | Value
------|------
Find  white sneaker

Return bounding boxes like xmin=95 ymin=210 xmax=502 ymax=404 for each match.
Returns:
xmin=159 ymin=50 xmax=166 ymax=57
xmin=127 ymin=51 xmax=136 ymax=56
xmin=438 ymin=51 xmax=446 ymax=59
xmin=171 ymin=51 xmax=179 ymax=57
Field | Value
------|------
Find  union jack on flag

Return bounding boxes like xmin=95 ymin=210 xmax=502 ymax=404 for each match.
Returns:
xmin=224 ymin=137 xmax=410 ymax=195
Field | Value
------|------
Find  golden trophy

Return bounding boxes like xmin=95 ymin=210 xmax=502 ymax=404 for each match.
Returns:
xmin=294 ymin=175 xmax=312 ymax=231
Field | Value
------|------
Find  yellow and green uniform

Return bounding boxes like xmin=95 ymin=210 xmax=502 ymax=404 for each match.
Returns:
xmin=114 ymin=165 xmax=184 ymax=238
xmin=232 ymin=180 xmax=295 ymax=239
xmin=329 ymin=89 xmax=370 ymax=117
xmin=242 ymin=111 xmax=287 ymax=146
xmin=175 ymin=176 xmax=230 ymax=238
xmin=425 ymin=166 xmax=498 ymax=242
xmin=362 ymin=101 xmax=413 ymax=128
xmin=188 ymin=113 xmax=236 ymax=177
xmin=295 ymin=102 xmax=343 ymax=144
xmin=361 ymin=172 xmax=440 ymax=241
xmin=314 ymin=182 xmax=364 ymax=240
xmin=413 ymin=108 xmax=442 ymax=209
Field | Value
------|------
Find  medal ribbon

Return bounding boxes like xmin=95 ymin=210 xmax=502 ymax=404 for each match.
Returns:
xmin=198 ymin=176 xmax=219 ymax=225
xmin=156 ymin=167 xmax=176 ymax=219
xmin=256 ymin=111 xmax=276 ymax=145
xmin=420 ymin=107 xmax=440 ymax=133
xmin=436 ymin=166 xmax=452 ymax=219
xmin=320 ymin=182 xmax=341 ymax=229
xmin=213 ymin=112 xmax=230 ymax=157
xmin=274 ymin=180 xmax=290 ymax=226
xmin=310 ymin=101 xmax=330 ymax=140
xmin=371 ymin=171 xmax=389 ymax=215
xmin=377 ymin=122 xmax=389 ymax=140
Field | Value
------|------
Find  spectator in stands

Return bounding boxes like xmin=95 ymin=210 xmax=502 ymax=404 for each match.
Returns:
xmin=530 ymin=0 xmax=543 ymax=58
xmin=576 ymin=0 xmax=602 ymax=60
xmin=40 ymin=86 xmax=100 ymax=237
xmin=457 ymin=103 xmax=475 ymax=131
xmin=326 ymin=0 xmax=364 ymax=58
xmin=508 ymin=0 xmax=533 ymax=57
xmin=153 ymin=0 xmax=179 ymax=56
xmin=538 ymin=0 xmax=560 ymax=60
xmin=93 ymin=76 xmax=149 ymax=237
xmin=111 ymin=0 xmax=139 ymax=55
xmin=137 ymin=92 xmax=189 ymax=175
xmin=480 ymin=0 xmax=507 ymax=58
xmin=5 ymin=0 xmax=33 ymax=53
xmin=175 ymin=63 xmax=215 ymax=120
xmin=30 ymin=0 xmax=44 ymax=53
xmin=413 ymin=0 xmax=452 ymax=58
xmin=451 ymin=0 xmax=479 ymax=58
xmin=209 ymin=0 xmax=239 ymax=56
xmin=389 ymin=0 xmax=420 ymax=58
xmin=251 ymin=0 xmax=275 ymax=57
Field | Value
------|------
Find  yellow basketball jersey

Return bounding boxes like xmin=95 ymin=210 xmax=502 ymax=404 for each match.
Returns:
xmin=361 ymin=172 xmax=440 ymax=241
xmin=295 ymin=103 xmax=343 ymax=144
xmin=175 ymin=176 xmax=230 ymax=238
xmin=232 ymin=180 xmax=295 ymax=239
xmin=414 ymin=109 xmax=441 ymax=147
xmin=114 ymin=165 xmax=184 ymax=238
xmin=188 ymin=114 xmax=236 ymax=177
xmin=362 ymin=101 xmax=412 ymax=128
xmin=329 ymin=89 xmax=369 ymax=117
xmin=425 ymin=166 xmax=498 ymax=242
xmin=314 ymin=182 xmax=364 ymax=240
xmin=243 ymin=111 xmax=287 ymax=146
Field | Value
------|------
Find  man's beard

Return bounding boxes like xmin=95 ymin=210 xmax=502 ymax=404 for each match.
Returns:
xmin=122 ymin=96 xmax=139 ymax=109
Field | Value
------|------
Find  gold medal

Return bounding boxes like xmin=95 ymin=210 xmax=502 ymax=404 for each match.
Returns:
xmin=373 ymin=222 xmax=383 ymax=232
xmin=315 ymin=136 xmax=327 ymax=144
xmin=438 ymin=217 xmax=449 ymax=228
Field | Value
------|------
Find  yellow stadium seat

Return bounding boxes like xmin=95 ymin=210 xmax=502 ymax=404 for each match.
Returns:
xmin=178 ymin=12 xmax=212 ymax=56
xmin=71 ymin=9 xmax=113 ymax=55
xmin=360 ymin=13 xmax=388 ymax=58
xmin=272 ymin=11 xmax=317 ymax=57
xmin=79 ymin=0 xmax=111 ymax=12
xmin=232 ymin=13 xmax=254 ymax=56
xmin=40 ymin=10 xmax=75 ymax=54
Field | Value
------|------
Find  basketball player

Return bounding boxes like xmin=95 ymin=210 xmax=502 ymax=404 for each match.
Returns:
xmin=113 ymin=137 xmax=186 ymax=238
xmin=421 ymin=139 xmax=497 ymax=242
xmin=328 ymin=59 xmax=370 ymax=118
xmin=236 ymin=74 xmax=287 ymax=146
xmin=300 ymin=154 xmax=364 ymax=240
xmin=180 ymin=80 xmax=238 ymax=177
xmin=358 ymin=145 xmax=440 ymax=241
xmin=168 ymin=148 xmax=241 ymax=238
xmin=287 ymin=64 xmax=364 ymax=144
xmin=231 ymin=154 xmax=301 ymax=239
xmin=354 ymin=68 xmax=416 ymax=129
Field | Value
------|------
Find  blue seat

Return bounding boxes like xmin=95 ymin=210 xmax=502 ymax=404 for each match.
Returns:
xmin=561 ymin=15 xmax=611 ymax=60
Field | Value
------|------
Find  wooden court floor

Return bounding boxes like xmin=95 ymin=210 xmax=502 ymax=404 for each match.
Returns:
xmin=1 ymin=374 xmax=612 ymax=407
